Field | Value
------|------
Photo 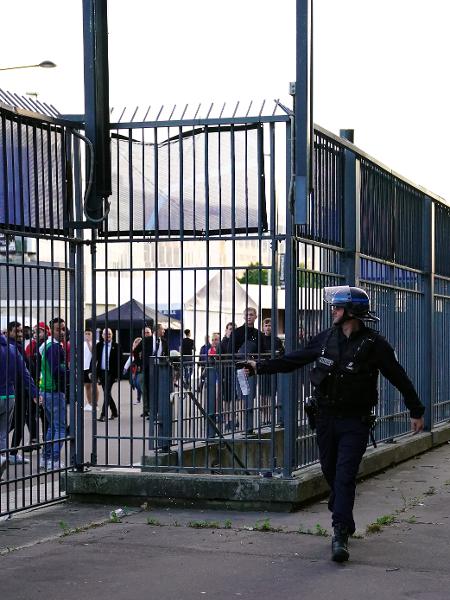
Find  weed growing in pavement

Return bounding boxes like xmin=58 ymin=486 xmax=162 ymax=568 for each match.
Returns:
xmin=187 ymin=520 xmax=221 ymax=529
xmin=366 ymin=514 xmax=395 ymax=534
xmin=312 ymin=523 xmax=329 ymax=537
xmin=424 ymin=486 xmax=436 ymax=496
xmin=253 ymin=518 xmax=283 ymax=533
xmin=223 ymin=519 xmax=232 ymax=529
xmin=109 ymin=511 xmax=122 ymax=523
xmin=376 ymin=515 xmax=395 ymax=526
xmin=398 ymin=493 xmax=424 ymax=513
xmin=56 ymin=520 xmax=108 ymax=538
xmin=59 ymin=521 xmax=70 ymax=533
xmin=297 ymin=523 xmax=329 ymax=536
xmin=147 ymin=518 xmax=161 ymax=526
xmin=366 ymin=522 xmax=382 ymax=534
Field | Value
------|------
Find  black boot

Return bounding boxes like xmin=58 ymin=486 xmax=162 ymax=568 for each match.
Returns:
xmin=331 ymin=525 xmax=349 ymax=562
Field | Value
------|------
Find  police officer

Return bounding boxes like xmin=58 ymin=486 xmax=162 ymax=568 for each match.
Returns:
xmin=245 ymin=285 xmax=425 ymax=563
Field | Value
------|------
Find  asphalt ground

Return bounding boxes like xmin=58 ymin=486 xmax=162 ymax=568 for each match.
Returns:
xmin=2 ymin=440 xmax=450 ymax=599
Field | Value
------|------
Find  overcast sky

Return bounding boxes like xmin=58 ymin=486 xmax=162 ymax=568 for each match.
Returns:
xmin=1 ymin=0 xmax=449 ymax=201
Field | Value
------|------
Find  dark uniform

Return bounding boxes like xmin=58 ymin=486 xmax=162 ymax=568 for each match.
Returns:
xmin=256 ymin=286 xmax=425 ymax=562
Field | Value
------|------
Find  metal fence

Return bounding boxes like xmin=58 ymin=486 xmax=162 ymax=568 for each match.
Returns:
xmin=0 ymin=98 xmax=85 ymax=516
xmin=1 ymin=96 xmax=450 ymax=516
xmin=87 ymin=103 xmax=290 ymax=475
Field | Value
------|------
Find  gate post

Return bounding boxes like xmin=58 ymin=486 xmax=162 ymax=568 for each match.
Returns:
xmin=206 ymin=364 xmax=217 ymax=439
xmin=341 ymin=148 xmax=360 ymax=286
xmin=282 ymin=118 xmax=298 ymax=477
xmin=70 ymin=133 xmax=86 ymax=471
xmin=294 ymin=0 xmax=313 ymax=225
xmin=156 ymin=361 xmax=172 ymax=453
xmin=82 ymin=0 xmax=111 ymax=221
xmin=421 ymin=196 xmax=434 ymax=431
xmin=148 ymin=360 xmax=173 ymax=453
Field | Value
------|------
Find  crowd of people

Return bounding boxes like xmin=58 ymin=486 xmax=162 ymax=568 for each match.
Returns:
xmin=0 ymin=318 xmax=69 ymax=479
xmin=81 ymin=309 xmax=285 ymax=436
xmin=0 ymin=308 xmax=285 ymax=478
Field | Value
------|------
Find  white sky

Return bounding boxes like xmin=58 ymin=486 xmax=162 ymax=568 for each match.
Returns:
xmin=1 ymin=0 xmax=449 ymax=201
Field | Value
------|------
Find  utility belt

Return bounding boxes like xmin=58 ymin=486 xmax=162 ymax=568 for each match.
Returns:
xmin=304 ymin=397 xmax=377 ymax=448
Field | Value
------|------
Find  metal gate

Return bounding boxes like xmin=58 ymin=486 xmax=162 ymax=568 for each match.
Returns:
xmin=87 ymin=102 xmax=292 ymax=475
xmin=0 ymin=97 xmax=85 ymax=517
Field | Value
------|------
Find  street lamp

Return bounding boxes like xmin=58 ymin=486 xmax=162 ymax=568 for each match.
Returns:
xmin=0 ymin=60 xmax=57 ymax=72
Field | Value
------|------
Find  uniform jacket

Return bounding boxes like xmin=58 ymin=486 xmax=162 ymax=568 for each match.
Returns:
xmin=257 ymin=325 xmax=424 ymax=419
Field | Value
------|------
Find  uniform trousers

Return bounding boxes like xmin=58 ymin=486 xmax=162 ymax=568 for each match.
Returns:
xmin=316 ymin=414 xmax=369 ymax=534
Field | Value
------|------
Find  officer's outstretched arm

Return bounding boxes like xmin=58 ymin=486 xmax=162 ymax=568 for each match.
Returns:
xmin=244 ymin=332 xmax=323 ymax=376
xmin=377 ymin=338 xmax=425 ymax=425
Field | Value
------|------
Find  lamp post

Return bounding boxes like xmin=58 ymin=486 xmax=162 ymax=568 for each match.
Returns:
xmin=0 ymin=60 xmax=56 ymax=72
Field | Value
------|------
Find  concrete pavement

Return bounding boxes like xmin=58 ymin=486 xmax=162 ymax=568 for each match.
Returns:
xmin=2 ymin=442 xmax=450 ymax=599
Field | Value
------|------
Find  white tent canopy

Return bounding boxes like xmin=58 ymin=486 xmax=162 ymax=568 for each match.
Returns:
xmin=184 ymin=270 xmax=257 ymax=350
xmin=184 ymin=270 xmax=257 ymax=313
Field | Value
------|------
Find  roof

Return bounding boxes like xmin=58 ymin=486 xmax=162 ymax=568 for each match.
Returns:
xmin=85 ymin=298 xmax=181 ymax=330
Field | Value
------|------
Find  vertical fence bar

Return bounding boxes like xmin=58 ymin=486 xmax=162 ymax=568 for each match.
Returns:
xmin=73 ymin=134 xmax=86 ymax=468
xmin=282 ymin=118 xmax=298 ymax=477
xmin=90 ymin=231 xmax=98 ymax=465
xmin=342 ymin=148 xmax=360 ymax=286
xmin=422 ymin=196 xmax=434 ymax=431
xmin=294 ymin=0 xmax=313 ymax=225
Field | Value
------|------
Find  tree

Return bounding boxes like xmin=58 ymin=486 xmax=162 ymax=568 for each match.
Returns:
xmin=237 ymin=263 xmax=269 ymax=285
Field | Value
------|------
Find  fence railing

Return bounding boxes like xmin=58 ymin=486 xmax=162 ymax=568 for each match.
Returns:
xmin=1 ymin=95 xmax=450 ymax=516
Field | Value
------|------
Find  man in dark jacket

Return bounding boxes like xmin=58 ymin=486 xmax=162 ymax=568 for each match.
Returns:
xmin=262 ymin=318 xmax=284 ymax=355
xmin=227 ymin=308 xmax=265 ymax=434
xmin=180 ymin=329 xmax=195 ymax=390
xmin=134 ymin=324 xmax=168 ymax=418
xmin=25 ymin=322 xmax=49 ymax=440
xmin=96 ymin=328 xmax=123 ymax=422
xmin=260 ymin=318 xmax=284 ymax=427
xmin=246 ymin=286 xmax=424 ymax=563
xmin=7 ymin=321 xmax=31 ymax=464
xmin=0 ymin=334 xmax=37 ymax=478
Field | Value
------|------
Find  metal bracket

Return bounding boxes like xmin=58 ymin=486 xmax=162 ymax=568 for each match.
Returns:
xmin=69 ymin=221 xmax=99 ymax=230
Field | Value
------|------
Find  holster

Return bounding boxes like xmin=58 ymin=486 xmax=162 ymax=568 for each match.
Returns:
xmin=304 ymin=396 xmax=318 ymax=430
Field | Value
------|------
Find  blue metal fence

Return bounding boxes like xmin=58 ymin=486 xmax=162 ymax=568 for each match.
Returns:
xmin=0 ymin=98 xmax=84 ymax=517
xmin=1 ymin=95 xmax=450 ymax=516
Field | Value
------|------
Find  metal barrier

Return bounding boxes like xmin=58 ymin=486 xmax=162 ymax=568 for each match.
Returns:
xmin=1 ymin=96 xmax=450 ymax=515
xmin=0 ymin=99 xmax=85 ymax=517
xmin=87 ymin=103 xmax=290 ymax=474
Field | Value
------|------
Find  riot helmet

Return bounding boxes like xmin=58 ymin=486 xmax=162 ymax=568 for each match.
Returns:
xmin=323 ymin=285 xmax=379 ymax=322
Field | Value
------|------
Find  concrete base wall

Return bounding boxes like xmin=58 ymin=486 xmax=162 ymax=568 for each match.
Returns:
xmin=140 ymin=428 xmax=284 ymax=472
xmin=67 ymin=423 xmax=450 ymax=512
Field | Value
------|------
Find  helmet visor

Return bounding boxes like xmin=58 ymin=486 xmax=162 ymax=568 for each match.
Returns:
xmin=323 ymin=285 xmax=352 ymax=306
